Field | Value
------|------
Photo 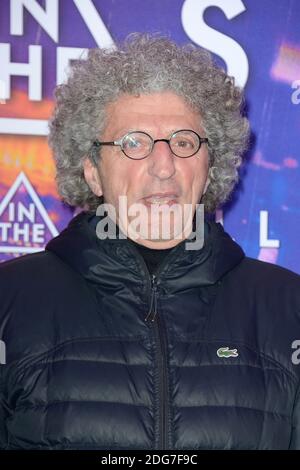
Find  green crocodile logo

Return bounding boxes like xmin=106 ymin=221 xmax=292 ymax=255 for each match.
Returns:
xmin=217 ymin=347 xmax=239 ymax=358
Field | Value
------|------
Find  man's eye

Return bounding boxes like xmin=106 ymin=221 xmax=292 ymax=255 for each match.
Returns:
xmin=124 ymin=138 xmax=141 ymax=149
xmin=175 ymin=139 xmax=194 ymax=148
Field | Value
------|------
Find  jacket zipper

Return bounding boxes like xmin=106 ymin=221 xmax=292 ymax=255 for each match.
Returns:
xmin=144 ymin=273 xmax=169 ymax=449
xmin=145 ymin=274 xmax=158 ymax=322
xmin=126 ymin=244 xmax=182 ymax=450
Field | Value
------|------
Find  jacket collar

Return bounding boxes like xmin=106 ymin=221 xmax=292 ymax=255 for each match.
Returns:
xmin=46 ymin=209 xmax=245 ymax=288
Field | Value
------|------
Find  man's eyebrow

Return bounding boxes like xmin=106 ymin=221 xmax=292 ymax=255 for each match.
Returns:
xmin=111 ymin=127 xmax=137 ymax=137
xmin=106 ymin=126 xmax=204 ymax=141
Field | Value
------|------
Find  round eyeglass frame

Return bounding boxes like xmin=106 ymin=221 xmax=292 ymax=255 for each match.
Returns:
xmin=92 ymin=129 xmax=209 ymax=160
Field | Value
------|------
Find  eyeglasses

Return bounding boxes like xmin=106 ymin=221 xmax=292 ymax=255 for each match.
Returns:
xmin=92 ymin=129 xmax=209 ymax=160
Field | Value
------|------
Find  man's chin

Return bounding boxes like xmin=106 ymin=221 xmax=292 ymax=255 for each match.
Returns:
xmin=129 ymin=236 xmax=184 ymax=250
xmin=113 ymin=198 xmax=195 ymax=241
xmin=126 ymin=216 xmax=194 ymax=243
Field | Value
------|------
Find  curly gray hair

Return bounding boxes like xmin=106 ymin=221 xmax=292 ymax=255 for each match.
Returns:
xmin=48 ymin=32 xmax=250 ymax=213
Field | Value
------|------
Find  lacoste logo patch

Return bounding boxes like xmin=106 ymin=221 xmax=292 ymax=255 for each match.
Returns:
xmin=217 ymin=347 xmax=239 ymax=358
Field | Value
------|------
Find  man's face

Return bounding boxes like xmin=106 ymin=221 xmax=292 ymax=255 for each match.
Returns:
xmin=84 ymin=91 xmax=210 ymax=249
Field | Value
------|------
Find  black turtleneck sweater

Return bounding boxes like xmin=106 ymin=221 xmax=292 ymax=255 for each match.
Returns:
xmin=127 ymin=237 xmax=175 ymax=275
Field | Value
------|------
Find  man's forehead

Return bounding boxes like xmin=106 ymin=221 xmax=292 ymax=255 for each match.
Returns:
xmin=103 ymin=92 xmax=202 ymax=134
xmin=106 ymin=92 xmax=198 ymax=115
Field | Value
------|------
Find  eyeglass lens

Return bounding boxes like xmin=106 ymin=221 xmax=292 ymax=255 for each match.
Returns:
xmin=121 ymin=130 xmax=201 ymax=159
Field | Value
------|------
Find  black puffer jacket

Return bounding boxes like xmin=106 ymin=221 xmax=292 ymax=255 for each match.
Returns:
xmin=0 ymin=210 xmax=300 ymax=450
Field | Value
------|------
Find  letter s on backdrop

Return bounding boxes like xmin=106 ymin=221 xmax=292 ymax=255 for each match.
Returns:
xmin=181 ymin=0 xmax=249 ymax=88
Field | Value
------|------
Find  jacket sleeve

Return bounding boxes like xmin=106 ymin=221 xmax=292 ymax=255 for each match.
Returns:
xmin=0 ymin=366 xmax=8 ymax=449
xmin=289 ymin=383 xmax=300 ymax=449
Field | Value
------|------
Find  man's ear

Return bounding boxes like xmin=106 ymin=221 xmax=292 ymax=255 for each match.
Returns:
xmin=82 ymin=156 xmax=103 ymax=197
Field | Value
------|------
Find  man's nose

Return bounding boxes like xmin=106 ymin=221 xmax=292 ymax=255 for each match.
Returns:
xmin=147 ymin=140 xmax=176 ymax=180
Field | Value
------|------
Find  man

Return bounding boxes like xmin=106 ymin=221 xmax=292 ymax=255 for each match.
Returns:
xmin=0 ymin=33 xmax=300 ymax=450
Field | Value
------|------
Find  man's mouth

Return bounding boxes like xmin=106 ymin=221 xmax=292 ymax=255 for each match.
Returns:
xmin=141 ymin=193 xmax=178 ymax=207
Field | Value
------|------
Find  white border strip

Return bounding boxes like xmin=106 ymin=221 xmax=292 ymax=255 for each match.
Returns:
xmin=0 ymin=118 xmax=49 ymax=135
